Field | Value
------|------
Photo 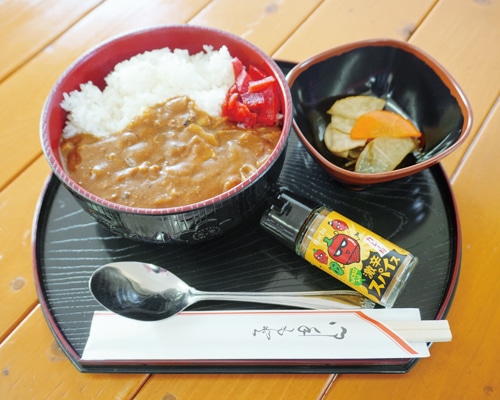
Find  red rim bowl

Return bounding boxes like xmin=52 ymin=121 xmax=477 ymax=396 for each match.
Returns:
xmin=40 ymin=25 xmax=292 ymax=243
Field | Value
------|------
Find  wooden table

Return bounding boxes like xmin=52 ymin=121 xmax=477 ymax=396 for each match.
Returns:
xmin=1 ymin=1 xmax=498 ymax=398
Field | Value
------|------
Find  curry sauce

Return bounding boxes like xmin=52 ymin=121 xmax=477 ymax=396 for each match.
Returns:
xmin=60 ymin=96 xmax=281 ymax=208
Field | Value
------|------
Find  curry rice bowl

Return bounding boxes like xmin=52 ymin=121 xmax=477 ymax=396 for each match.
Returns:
xmin=40 ymin=25 xmax=293 ymax=243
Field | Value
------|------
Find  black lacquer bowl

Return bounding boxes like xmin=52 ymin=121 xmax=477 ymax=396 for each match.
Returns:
xmin=40 ymin=25 xmax=292 ymax=244
xmin=287 ymin=38 xmax=472 ymax=186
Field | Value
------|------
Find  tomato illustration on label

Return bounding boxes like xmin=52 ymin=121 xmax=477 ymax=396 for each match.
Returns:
xmin=323 ymin=234 xmax=360 ymax=265
xmin=313 ymin=248 xmax=328 ymax=264
xmin=329 ymin=219 xmax=348 ymax=231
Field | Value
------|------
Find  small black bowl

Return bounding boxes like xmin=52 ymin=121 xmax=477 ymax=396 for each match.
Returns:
xmin=287 ymin=38 xmax=472 ymax=186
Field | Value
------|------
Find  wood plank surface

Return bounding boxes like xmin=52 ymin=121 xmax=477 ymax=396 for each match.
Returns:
xmin=134 ymin=373 xmax=334 ymax=400
xmin=190 ymin=0 xmax=323 ymax=54
xmin=273 ymin=0 xmax=437 ymax=60
xmin=0 ymin=306 xmax=149 ymax=400
xmin=0 ymin=0 xmax=210 ymax=192
xmin=1 ymin=0 xmax=498 ymax=399
xmin=325 ymin=97 xmax=500 ymax=400
xmin=0 ymin=0 xmax=103 ymax=81
xmin=0 ymin=0 xmax=210 ymax=336
xmin=275 ymin=0 xmax=500 ymax=179
xmin=0 ymin=156 xmax=50 ymax=342
xmin=0 ymin=2 xmax=334 ymax=398
xmin=410 ymin=0 xmax=500 ymax=176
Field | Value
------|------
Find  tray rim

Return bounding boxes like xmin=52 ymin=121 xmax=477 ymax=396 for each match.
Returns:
xmin=31 ymin=60 xmax=461 ymax=374
xmin=32 ymin=161 xmax=461 ymax=374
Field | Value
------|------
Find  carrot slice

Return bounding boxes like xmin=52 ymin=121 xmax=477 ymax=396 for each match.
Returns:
xmin=350 ymin=110 xmax=422 ymax=139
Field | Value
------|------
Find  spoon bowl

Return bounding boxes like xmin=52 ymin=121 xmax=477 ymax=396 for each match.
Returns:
xmin=89 ymin=262 xmax=375 ymax=321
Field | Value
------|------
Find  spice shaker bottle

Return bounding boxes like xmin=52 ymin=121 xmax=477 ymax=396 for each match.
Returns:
xmin=260 ymin=190 xmax=418 ymax=307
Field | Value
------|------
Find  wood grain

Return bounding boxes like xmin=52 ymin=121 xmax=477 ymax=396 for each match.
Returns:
xmin=0 ymin=0 xmax=210 ymax=191
xmin=409 ymin=0 xmax=500 ymax=176
xmin=0 ymin=0 xmax=103 ymax=81
xmin=134 ymin=373 xmax=334 ymax=400
xmin=274 ymin=0 xmax=500 ymax=179
xmin=325 ymin=98 xmax=500 ymax=400
xmin=0 ymin=0 xmax=499 ymax=398
xmin=0 ymin=156 xmax=50 ymax=342
xmin=0 ymin=306 xmax=149 ymax=400
xmin=189 ymin=0 xmax=323 ymax=54
xmin=272 ymin=0 xmax=437 ymax=61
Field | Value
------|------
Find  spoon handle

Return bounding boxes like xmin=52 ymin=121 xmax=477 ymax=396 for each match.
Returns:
xmin=190 ymin=290 xmax=375 ymax=309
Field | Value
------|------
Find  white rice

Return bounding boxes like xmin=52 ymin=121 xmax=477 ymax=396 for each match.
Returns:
xmin=61 ymin=45 xmax=235 ymax=138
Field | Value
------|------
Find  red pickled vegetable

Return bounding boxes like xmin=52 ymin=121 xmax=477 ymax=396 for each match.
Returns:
xmin=241 ymin=92 xmax=265 ymax=108
xmin=231 ymin=58 xmax=244 ymax=77
xmin=248 ymin=64 xmax=267 ymax=80
xmin=248 ymin=76 xmax=276 ymax=93
xmin=222 ymin=58 xmax=281 ymax=128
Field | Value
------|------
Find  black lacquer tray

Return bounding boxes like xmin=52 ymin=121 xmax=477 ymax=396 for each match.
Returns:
xmin=33 ymin=62 xmax=460 ymax=374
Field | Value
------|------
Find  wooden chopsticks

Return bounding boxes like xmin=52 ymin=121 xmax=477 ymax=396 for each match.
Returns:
xmin=386 ymin=320 xmax=451 ymax=343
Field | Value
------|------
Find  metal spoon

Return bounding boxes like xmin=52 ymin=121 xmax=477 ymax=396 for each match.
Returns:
xmin=89 ymin=261 xmax=375 ymax=321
